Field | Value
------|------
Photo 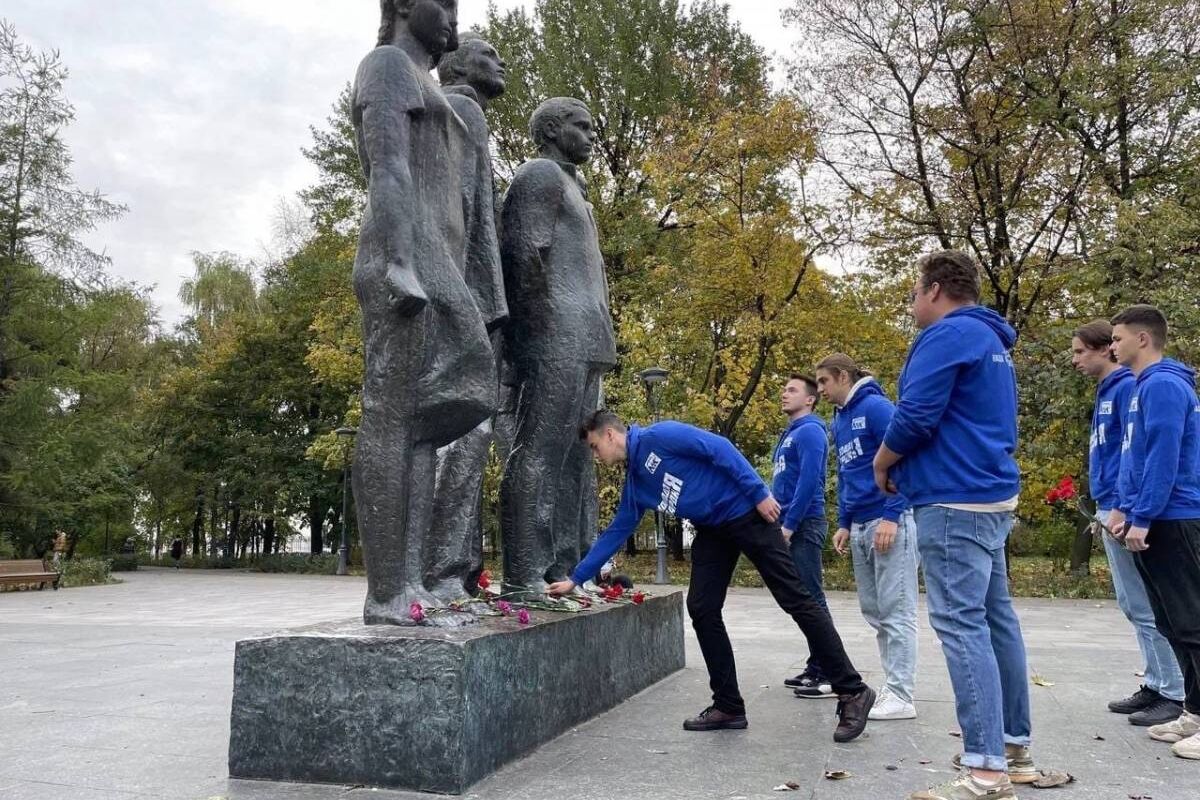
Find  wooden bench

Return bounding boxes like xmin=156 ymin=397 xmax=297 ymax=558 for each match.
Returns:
xmin=0 ymin=559 xmax=60 ymax=591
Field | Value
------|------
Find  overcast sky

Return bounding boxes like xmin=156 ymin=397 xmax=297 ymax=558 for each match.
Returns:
xmin=4 ymin=1 xmax=795 ymax=325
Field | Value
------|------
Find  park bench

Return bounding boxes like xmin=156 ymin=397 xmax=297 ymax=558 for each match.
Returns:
xmin=0 ymin=559 xmax=60 ymax=591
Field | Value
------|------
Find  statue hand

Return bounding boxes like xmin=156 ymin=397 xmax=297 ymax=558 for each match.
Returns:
xmin=386 ymin=264 xmax=428 ymax=317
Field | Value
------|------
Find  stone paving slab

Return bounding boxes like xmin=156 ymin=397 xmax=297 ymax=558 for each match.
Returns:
xmin=0 ymin=568 xmax=1194 ymax=799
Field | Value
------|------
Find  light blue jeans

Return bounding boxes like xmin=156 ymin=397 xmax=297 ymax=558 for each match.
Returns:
xmin=914 ymin=505 xmax=1031 ymax=772
xmin=1098 ymin=509 xmax=1185 ymax=701
xmin=849 ymin=513 xmax=919 ymax=703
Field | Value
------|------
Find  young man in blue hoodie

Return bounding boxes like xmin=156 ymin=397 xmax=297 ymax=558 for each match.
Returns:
xmin=772 ymin=374 xmax=833 ymax=698
xmin=1072 ymin=320 xmax=1184 ymax=726
xmin=549 ymin=411 xmax=876 ymax=742
xmin=816 ymin=353 xmax=919 ymax=722
xmin=873 ymin=251 xmax=1033 ymax=800
xmin=1109 ymin=304 xmax=1200 ymax=760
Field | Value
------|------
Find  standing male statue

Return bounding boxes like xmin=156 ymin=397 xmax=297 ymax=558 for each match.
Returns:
xmin=500 ymin=98 xmax=617 ymax=596
xmin=351 ymin=0 xmax=499 ymax=624
xmin=428 ymin=32 xmax=509 ymax=602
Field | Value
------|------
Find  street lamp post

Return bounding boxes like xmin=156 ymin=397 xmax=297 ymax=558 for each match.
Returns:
xmin=638 ymin=367 xmax=670 ymax=585
xmin=334 ymin=427 xmax=358 ymax=576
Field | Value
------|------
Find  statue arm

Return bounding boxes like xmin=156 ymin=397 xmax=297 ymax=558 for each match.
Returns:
xmin=355 ymin=49 xmax=426 ymax=317
xmin=501 ymin=164 xmax=565 ymax=295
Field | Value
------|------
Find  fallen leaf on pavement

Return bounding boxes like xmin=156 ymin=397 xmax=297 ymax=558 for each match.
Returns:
xmin=771 ymin=782 xmax=801 ymax=791
xmin=1031 ymin=674 xmax=1056 ymax=687
xmin=919 ymin=759 xmax=932 ymax=765
xmin=948 ymin=730 xmax=962 ymax=738
xmin=1093 ymin=735 xmax=1105 ymax=741
xmin=646 ymin=749 xmax=668 ymax=755
xmin=886 ymin=765 xmax=899 ymax=771
xmin=1128 ymin=795 xmax=1151 ymax=799
xmin=1031 ymin=770 xmax=1074 ymax=789
xmin=824 ymin=771 xmax=852 ymax=780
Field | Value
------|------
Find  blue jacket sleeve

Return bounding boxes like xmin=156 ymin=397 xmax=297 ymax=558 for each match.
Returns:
xmin=571 ymin=477 xmax=644 ymax=585
xmin=1129 ymin=381 xmax=1189 ymax=528
xmin=837 ymin=458 xmax=850 ymax=530
xmin=658 ymin=424 xmax=770 ymax=505
xmin=868 ymin=399 xmax=909 ymax=521
xmin=884 ymin=326 xmax=972 ymax=456
xmin=783 ymin=424 xmax=824 ymax=530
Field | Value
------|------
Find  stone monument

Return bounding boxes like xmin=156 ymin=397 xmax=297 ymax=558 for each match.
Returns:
xmin=348 ymin=0 xmax=500 ymax=624
xmin=228 ymin=7 xmax=683 ymax=795
xmin=499 ymin=98 xmax=618 ymax=597
xmin=429 ymin=32 xmax=508 ymax=601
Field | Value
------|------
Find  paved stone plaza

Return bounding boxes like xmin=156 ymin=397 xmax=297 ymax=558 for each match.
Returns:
xmin=0 ymin=569 xmax=1193 ymax=799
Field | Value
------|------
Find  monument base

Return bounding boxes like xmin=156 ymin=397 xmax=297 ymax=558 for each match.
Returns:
xmin=228 ymin=590 xmax=685 ymax=795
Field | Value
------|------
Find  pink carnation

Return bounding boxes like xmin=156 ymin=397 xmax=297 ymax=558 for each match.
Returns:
xmin=497 ymin=600 xmax=513 ymax=616
xmin=409 ymin=602 xmax=426 ymax=623
xmin=517 ymin=608 xmax=531 ymax=625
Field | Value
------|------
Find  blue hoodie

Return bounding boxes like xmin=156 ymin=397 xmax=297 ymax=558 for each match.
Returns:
xmin=833 ymin=378 xmax=910 ymax=528
xmin=771 ymin=414 xmax=827 ymax=530
xmin=884 ymin=305 xmax=1021 ymax=506
xmin=571 ymin=421 xmax=769 ymax=585
xmin=1117 ymin=359 xmax=1200 ymax=528
xmin=1089 ymin=367 xmax=1134 ymax=511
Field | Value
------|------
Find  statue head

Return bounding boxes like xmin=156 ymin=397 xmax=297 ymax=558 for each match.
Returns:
xmin=378 ymin=0 xmax=460 ymax=60
xmin=437 ymin=32 xmax=506 ymax=105
xmin=530 ymin=98 xmax=596 ymax=166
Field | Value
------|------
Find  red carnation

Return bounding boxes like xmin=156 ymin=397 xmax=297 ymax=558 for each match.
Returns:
xmin=632 ymin=591 xmax=646 ymax=605
xmin=477 ymin=570 xmax=491 ymax=591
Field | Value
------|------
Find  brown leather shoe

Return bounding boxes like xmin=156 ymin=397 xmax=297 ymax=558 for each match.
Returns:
xmin=683 ymin=706 xmax=749 ymax=731
xmin=834 ymin=687 xmax=875 ymax=742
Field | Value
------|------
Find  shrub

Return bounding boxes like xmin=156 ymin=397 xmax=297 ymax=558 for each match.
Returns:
xmin=57 ymin=557 xmax=113 ymax=588
xmin=110 ymin=554 xmax=139 ymax=572
xmin=252 ymin=554 xmax=339 ymax=575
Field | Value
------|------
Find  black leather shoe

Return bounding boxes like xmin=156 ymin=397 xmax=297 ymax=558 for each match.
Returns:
xmin=683 ymin=706 xmax=749 ymax=731
xmin=1129 ymin=697 xmax=1184 ymax=726
xmin=1109 ymin=685 xmax=1160 ymax=714
xmin=834 ymin=687 xmax=875 ymax=742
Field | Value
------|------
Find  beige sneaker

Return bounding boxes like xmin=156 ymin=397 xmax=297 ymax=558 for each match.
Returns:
xmin=1172 ymin=731 xmax=1200 ymax=760
xmin=1149 ymin=709 xmax=1200 ymax=743
xmin=910 ymin=772 xmax=1016 ymax=800
xmin=950 ymin=744 xmax=1038 ymax=784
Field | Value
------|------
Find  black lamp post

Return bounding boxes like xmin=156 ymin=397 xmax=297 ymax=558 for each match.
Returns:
xmin=638 ymin=367 xmax=670 ymax=585
xmin=334 ymin=427 xmax=358 ymax=576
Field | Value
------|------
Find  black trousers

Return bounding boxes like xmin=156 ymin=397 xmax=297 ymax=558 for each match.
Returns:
xmin=1135 ymin=518 xmax=1200 ymax=713
xmin=688 ymin=510 xmax=866 ymax=714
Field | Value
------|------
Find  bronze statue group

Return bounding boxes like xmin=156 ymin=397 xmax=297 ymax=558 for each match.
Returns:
xmin=350 ymin=4 xmax=1200 ymax=799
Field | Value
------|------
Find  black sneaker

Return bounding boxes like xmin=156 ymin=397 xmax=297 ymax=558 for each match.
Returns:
xmin=784 ymin=668 xmax=822 ymax=688
xmin=834 ymin=687 xmax=875 ymax=742
xmin=1109 ymin=685 xmax=1161 ymax=715
xmin=1129 ymin=697 xmax=1184 ymax=727
xmin=682 ymin=705 xmax=748 ymax=731
xmin=794 ymin=680 xmax=836 ymax=699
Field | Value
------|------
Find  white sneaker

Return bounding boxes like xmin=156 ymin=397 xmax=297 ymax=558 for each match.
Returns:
xmin=869 ymin=688 xmax=917 ymax=720
xmin=1172 ymin=731 xmax=1200 ymax=759
xmin=1150 ymin=709 xmax=1200 ymax=743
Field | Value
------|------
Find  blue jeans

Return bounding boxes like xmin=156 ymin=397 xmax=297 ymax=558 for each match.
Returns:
xmin=850 ymin=513 xmax=919 ymax=703
xmin=914 ymin=506 xmax=1031 ymax=772
xmin=1098 ymin=509 xmax=1185 ymax=701
xmin=790 ymin=517 xmax=829 ymax=677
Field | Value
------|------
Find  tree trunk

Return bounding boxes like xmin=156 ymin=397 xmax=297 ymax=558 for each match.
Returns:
xmin=309 ymin=496 xmax=324 ymax=554
xmin=227 ymin=500 xmax=240 ymax=560
xmin=191 ymin=488 xmax=204 ymax=557
xmin=263 ymin=515 xmax=276 ymax=556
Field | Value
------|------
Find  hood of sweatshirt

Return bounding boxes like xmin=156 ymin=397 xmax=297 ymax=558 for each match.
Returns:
xmin=1137 ymin=358 xmax=1196 ymax=387
xmin=840 ymin=377 xmax=883 ymax=413
xmin=944 ymin=305 xmax=1017 ymax=350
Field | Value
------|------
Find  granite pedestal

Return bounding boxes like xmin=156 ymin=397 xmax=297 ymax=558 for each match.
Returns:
xmin=228 ymin=590 xmax=684 ymax=795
